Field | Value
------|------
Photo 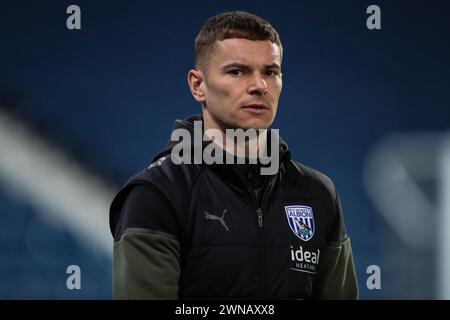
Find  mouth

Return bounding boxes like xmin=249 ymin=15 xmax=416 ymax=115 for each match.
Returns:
xmin=242 ymin=103 xmax=269 ymax=114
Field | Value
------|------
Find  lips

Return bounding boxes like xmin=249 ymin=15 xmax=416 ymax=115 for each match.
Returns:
xmin=242 ymin=103 xmax=269 ymax=114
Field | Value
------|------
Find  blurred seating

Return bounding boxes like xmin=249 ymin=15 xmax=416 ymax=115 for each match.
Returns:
xmin=0 ymin=190 xmax=112 ymax=299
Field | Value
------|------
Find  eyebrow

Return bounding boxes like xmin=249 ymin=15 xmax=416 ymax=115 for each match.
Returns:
xmin=221 ymin=62 xmax=281 ymax=70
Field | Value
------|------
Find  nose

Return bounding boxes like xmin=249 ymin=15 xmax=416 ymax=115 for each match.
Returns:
xmin=248 ymin=73 xmax=267 ymax=96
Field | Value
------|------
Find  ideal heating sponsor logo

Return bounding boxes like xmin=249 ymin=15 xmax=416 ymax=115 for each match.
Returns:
xmin=289 ymin=245 xmax=320 ymax=274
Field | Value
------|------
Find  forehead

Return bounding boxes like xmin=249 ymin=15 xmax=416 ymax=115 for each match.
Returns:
xmin=211 ymin=38 xmax=281 ymax=67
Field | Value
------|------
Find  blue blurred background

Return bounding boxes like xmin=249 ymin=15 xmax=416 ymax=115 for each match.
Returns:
xmin=0 ymin=0 xmax=449 ymax=299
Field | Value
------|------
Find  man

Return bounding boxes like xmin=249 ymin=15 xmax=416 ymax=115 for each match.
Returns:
xmin=110 ymin=11 xmax=358 ymax=299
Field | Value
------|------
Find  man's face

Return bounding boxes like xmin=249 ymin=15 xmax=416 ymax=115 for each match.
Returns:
xmin=199 ymin=38 xmax=282 ymax=131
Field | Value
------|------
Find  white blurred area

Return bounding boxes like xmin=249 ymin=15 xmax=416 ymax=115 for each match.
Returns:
xmin=364 ymin=131 xmax=450 ymax=299
xmin=0 ymin=107 xmax=114 ymax=257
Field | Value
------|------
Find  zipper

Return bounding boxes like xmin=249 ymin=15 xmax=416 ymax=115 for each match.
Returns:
xmin=254 ymin=177 xmax=274 ymax=228
xmin=257 ymin=177 xmax=275 ymax=299
xmin=235 ymin=166 xmax=275 ymax=298
xmin=257 ymin=208 xmax=263 ymax=228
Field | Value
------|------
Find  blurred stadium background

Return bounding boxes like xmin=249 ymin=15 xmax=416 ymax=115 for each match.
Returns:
xmin=0 ymin=0 xmax=449 ymax=299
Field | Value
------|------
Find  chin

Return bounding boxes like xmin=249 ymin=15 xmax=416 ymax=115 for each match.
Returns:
xmin=237 ymin=112 xmax=274 ymax=129
xmin=239 ymin=119 xmax=271 ymax=130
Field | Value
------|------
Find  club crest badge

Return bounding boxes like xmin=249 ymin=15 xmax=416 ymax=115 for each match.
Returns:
xmin=285 ymin=205 xmax=315 ymax=241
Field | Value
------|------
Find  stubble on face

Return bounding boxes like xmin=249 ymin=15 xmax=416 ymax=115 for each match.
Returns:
xmin=200 ymin=38 xmax=282 ymax=133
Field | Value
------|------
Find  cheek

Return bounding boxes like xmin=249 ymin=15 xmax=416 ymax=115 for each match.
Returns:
xmin=207 ymin=81 xmax=228 ymax=101
xmin=209 ymin=81 xmax=242 ymax=104
xmin=273 ymin=77 xmax=282 ymax=91
xmin=269 ymin=82 xmax=282 ymax=100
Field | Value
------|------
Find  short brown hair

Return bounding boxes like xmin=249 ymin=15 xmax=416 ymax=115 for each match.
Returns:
xmin=195 ymin=11 xmax=283 ymax=71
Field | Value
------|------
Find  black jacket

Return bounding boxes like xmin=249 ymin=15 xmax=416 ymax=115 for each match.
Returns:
xmin=110 ymin=114 xmax=358 ymax=299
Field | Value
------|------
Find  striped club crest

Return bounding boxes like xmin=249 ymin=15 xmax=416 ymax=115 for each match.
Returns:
xmin=285 ymin=205 xmax=315 ymax=241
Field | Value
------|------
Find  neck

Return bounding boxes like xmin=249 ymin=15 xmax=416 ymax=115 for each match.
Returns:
xmin=203 ymin=112 xmax=267 ymax=160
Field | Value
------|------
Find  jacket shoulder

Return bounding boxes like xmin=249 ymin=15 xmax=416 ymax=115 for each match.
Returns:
xmin=109 ymin=155 xmax=204 ymax=236
xmin=287 ymin=160 xmax=337 ymax=199
xmin=289 ymin=160 xmax=349 ymax=243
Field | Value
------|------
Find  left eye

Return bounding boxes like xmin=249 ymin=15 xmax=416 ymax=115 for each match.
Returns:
xmin=266 ymin=70 xmax=277 ymax=76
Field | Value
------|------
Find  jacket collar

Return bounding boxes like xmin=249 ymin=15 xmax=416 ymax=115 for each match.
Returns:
xmin=151 ymin=114 xmax=291 ymax=176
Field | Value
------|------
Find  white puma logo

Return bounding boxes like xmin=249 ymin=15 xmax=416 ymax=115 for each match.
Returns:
xmin=204 ymin=209 xmax=229 ymax=231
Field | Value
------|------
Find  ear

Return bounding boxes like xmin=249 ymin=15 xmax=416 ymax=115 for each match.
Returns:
xmin=187 ymin=69 xmax=206 ymax=103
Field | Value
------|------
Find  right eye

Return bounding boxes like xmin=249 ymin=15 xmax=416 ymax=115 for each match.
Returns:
xmin=228 ymin=69 xmax=244 ymax=77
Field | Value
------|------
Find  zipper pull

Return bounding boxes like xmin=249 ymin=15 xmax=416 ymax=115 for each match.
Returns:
xmin=257 ymin=208 xmax=263 ymax=227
